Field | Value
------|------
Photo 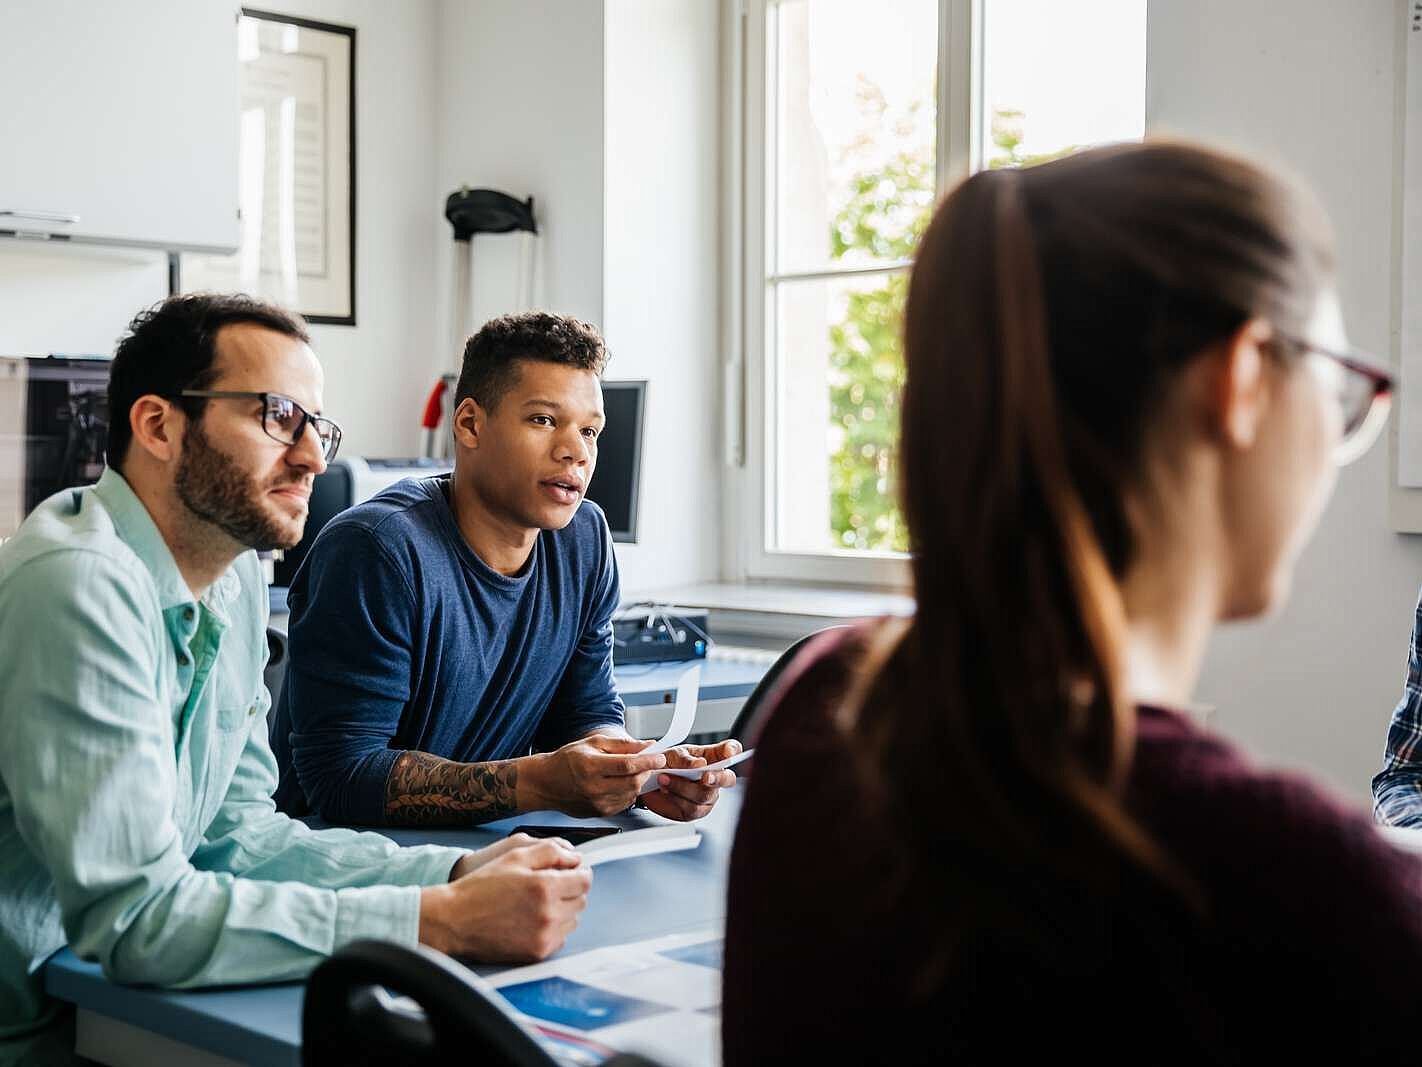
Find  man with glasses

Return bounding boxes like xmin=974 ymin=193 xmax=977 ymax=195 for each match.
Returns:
xmin=271 ymin=311 xmax=739 ymax=829
xmin=0 ymin=294 xmax=591 ymax=1064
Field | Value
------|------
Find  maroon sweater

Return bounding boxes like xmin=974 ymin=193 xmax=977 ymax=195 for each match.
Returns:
xmin=723 ymin=627 xmax=1422 ymax=1064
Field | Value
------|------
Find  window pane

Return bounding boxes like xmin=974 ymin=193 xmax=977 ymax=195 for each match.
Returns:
xmin=981 ymin=0 xmax=1147 ymax=168
xmin=772 ymin=271 xmax=908 ymax=554
xmin=762 ymin=0 xmax=1147 ymax=564
xmin=772 ymin=0 xmax=937 ymax=275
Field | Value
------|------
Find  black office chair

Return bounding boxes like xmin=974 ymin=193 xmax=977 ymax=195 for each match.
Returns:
xmin=726 ymin=626 xmax=850 ymax=770
xmin=303 ymin=940 xmax=667 ymax=1067
xmin=263 ymin=625 xmax=287 ymax=711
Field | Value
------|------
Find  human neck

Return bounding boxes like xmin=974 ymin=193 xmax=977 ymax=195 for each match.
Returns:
xmin=121 ymin=465 xmax=244 ymax=600
xmin=447 ymin=474 xmax=537 ymax=576
xmin=1119 ymin=581 xmax=1217 ymax=711
xmin=1116 ymin=477 xmax=1222 ymax=711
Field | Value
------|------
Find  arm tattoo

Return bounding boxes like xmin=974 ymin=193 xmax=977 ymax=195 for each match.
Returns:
xmin=384 ymin=751 xmax=520 ymax=826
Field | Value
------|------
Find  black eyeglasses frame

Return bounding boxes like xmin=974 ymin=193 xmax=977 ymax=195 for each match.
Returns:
xmin=1271 ymin=333 xmax=1393 ymax=467
xmin=166 ymin=390 xmax=343 ymax=462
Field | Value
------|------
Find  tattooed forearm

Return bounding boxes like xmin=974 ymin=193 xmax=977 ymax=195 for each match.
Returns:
xmin=384 ymin=751 xmax=520 ymax=826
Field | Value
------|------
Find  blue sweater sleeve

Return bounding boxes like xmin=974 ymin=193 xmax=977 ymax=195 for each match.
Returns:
xmin=285 ymin=523 xmax=415 ymax=825
xmin=535 ymin=518 xmax=626 ymax=749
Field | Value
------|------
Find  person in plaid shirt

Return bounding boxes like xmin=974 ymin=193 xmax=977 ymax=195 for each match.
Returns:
xmin=1373 ymin=592 xmax=1422 ymax=825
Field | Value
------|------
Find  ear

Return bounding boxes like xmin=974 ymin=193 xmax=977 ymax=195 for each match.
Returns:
xmin=451 ymin=396 xmax=485 ymax=451
xmin=127 ymin=395 xmax=186 ymax=464
xmin=1209 ymin=317 xmax=1273 ymax=452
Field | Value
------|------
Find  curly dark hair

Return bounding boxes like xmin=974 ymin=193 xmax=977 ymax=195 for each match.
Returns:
xmin=455 ymin=311 xmax=609 ymax=412
xmin=107 ymin=292 xmax=309 ymax=467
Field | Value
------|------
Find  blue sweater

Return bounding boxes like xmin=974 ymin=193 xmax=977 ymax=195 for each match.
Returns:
xmin=271 ymin=475 xmax=625 ymax=824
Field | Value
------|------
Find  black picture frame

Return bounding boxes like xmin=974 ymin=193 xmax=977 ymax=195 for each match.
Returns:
xmin=181 ymin=9 xmax=356 ymax=325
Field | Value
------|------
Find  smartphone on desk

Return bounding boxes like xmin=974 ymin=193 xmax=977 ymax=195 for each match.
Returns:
xmin=508 ymin=824 xmax=622 ymax=846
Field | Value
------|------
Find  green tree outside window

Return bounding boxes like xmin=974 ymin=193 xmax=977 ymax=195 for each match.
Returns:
xmin=825 ymin=101 xmax=1080 ymax=552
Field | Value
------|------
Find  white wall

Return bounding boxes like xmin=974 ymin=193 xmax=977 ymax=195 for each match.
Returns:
xmin=259 ymin=0 xmax=443 ymax=459
xmin=603 ymin=0 xmax=722 ymax=592
xmin=0 ymin=243 xmax=168 ymax=356
xmin=433 ymin=0 xmax=606 ymax=334
xmin=1149 ymin=0 xmax=1422 ymax=802
xmin=432 ymin=0 xmax=722 ymax=594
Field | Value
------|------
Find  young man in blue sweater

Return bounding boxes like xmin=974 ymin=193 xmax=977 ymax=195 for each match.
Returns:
xmin=273 ymin=312 xmax=739 ymax=827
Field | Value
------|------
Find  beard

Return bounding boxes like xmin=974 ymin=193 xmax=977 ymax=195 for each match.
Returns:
xmin=174 ymin=419 xmax=304 ymax=551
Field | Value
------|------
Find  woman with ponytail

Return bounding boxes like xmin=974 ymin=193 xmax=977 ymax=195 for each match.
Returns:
xmin=722 ymin=140 xmax=1406 ymax=1063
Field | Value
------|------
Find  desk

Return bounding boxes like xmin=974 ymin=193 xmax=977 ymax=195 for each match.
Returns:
xmin=614 ymin=657 xmax=767 ymax=741
xmin=44 ymin=794 xmax=743 ymax=1067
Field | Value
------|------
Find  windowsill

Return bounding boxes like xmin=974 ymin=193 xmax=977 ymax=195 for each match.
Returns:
xmin=629 ymin=580 xmax=914 ymax=646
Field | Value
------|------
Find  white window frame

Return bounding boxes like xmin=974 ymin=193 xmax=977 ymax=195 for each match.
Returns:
xmin=721 ymin=0 xmax=982 ymax=589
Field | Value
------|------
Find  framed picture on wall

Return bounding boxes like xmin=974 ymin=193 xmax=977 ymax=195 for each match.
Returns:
xmin=181 ymin=9 xmax=356 ymax=325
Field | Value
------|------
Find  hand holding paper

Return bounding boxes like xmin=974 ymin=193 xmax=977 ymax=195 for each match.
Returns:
xmin=534 ymin=664 xmax=740 ymax=820
xmin=633 ymin=665 xmax=745 ymax=820
xmin=638 ymin=746 xmax=743 ymax=826
xmin=531 ymin=734 xmax=668 ymax=817
xmin=638 ymin=747 xmax=754 ymax=794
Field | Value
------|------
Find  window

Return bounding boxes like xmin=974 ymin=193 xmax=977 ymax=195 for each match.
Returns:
xmin=980 ymin=2 xmax=1148 ymax=169
xmin=731 ymin=0 xmax=1147 ymax=585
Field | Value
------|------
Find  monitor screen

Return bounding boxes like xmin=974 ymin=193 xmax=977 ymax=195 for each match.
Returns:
xmin=0 ymin=357 xmax=111 ymax=532
xmin=585 ymin=379 xmax=646 ymax=543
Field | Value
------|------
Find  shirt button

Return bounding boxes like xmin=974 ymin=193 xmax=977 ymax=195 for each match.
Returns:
xmin=183 ymin=607 xmax=194 ymax=622
xmin=247 ymin=705 xmax=257 ymax=717
xmin=177 ymin=654 xmax=190 ymax=666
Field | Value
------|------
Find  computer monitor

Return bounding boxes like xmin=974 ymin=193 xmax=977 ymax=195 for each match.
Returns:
xmin=0 ymin=356 xmax=110 ymax=533
xmin=585 ymin=379 xmax=646 ymax=543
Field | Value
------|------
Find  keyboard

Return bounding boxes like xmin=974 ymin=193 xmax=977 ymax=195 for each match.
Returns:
xmin=706 ymin=644 xmax=782 ymax=668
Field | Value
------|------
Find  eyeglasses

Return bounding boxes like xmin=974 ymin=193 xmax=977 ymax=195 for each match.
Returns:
xmin=169 ymin=390 xmax=343 ymax=462
xmin=1274 ymin=335 xmax=1393 ymax=467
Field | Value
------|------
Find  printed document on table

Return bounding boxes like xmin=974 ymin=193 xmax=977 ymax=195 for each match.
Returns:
xmin=488 ymin=928 xmax=724 ymax=1067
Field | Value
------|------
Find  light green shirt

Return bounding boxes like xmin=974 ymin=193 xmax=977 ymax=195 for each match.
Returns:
xmin=0 ymin=469 xmax=466 ymax=1063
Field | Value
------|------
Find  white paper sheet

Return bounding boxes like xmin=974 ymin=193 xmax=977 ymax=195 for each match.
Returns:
xmin=638 ymin=748 xmax=755 ymax=795
xmin=642 ymin=664 xmax=701 ymax=754
xmin=597 ymin=1009 xmax=720 ymax=1060
xmin=575 ymin=824 xmax=701 ymax=866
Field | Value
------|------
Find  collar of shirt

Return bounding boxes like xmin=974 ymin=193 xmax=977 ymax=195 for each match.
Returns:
xmin=91 ymin=467 xmax=242 ymax=651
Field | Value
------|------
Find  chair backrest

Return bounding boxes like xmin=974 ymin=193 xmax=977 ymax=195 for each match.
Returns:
xmin=263 ymin=625 xmax=287 ymax=719
xmin=303 ymin=940 xmax=554 ymax=1067
xmin=303 ymin=940 xmax=674 ymax=1067
xmin=727 ymin=625 xmax=851 ymax=763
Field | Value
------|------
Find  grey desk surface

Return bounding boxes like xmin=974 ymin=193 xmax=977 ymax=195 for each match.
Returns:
xmin=44 ymin=793 xmax=743 ymax=1067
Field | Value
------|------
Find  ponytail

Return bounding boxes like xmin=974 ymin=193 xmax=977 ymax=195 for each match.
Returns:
xmin=844 ymin=145 xmax=1325 ymax=969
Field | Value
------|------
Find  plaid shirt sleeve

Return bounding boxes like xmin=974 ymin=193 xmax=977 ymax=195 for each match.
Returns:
xmin=1373 ymin=587 xmax=1422 ymax=826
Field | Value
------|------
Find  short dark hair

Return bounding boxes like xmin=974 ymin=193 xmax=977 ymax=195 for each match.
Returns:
xmin=106 ymin=292 xmax=310 ymax=467
xmin=455 ymin=311 xmax=609 ymax=412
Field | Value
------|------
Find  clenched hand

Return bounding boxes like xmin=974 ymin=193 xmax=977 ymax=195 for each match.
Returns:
xmin=420 ymin=836 xmax=591 ymax=962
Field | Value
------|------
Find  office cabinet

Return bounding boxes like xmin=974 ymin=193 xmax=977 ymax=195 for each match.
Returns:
xmin=0 ymin=0 xmax=239 ymax=253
